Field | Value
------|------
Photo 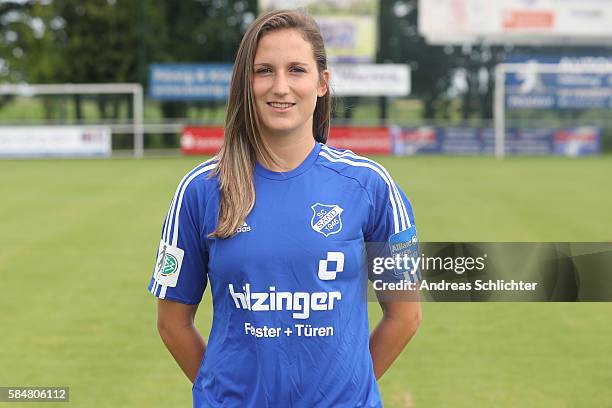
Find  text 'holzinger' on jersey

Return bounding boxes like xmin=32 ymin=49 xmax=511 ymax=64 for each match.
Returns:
xmin=229 ymin=283 xmax=342 ymax=319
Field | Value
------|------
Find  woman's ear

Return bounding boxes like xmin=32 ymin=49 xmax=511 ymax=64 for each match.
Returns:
xmin=318 ymin=69 xmax=330 ymax=97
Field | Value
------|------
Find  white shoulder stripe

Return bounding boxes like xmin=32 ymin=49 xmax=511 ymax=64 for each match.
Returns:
xmin=321 ymin=146 xmax=411 ymax=230
xmin=319 ymin=150 xmax=401 ymax=234
xmin=150 ymin=280 xmax=167 ymax=299
xmin=164 ymin=158 xmax=217 ymax=243
xmin=162 ymin=158 xmax=217 ymax=244
xmin=171 ymin=162 xmax=217 ymax=246
xmin=322 ymin=146 xmax=410 ymax=229
xmin=156 ymin=159 xmax=217 ymax=301
xmin=162 ymin=202 xmax=174 ymax=243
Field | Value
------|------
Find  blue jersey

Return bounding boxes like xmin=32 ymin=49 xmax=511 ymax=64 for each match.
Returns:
xmin=148 ymin=143 xmax=418 ymax=407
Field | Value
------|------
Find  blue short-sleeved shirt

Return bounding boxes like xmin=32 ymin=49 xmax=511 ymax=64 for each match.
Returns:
xmin=148 ymin=143 xmax=418 ymax=407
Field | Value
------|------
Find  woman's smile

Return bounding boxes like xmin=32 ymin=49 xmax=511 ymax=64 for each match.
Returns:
xmin=266 ymin=101 xmax=296 ymax=112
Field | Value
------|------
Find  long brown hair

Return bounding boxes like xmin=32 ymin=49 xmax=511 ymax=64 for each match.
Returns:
xmin=211 ymin=9 xmax=332 ymax=238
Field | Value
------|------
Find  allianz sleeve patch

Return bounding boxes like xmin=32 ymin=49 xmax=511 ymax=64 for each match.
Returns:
xmin=389 ymin=225 xmax=419 ymax=279
xmin=154 ymin=240 xmax=185 ymax=288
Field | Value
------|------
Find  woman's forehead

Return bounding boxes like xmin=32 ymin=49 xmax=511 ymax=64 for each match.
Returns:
xmin=254 ymin=29 xmax=315 ymax=63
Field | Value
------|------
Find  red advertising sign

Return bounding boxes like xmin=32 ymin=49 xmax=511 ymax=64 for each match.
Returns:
xmin=553 ymin=127 xmax=600 ymax=156
xmin=502 ymin=10 xmax=554 ymax=29
xmin=327 ymin=126 xmax=391 ymax=155
xmin=182 ymin=126 xmax=393 ymax=156
xmin=554 ymin=128 xmax=596 ymax=143
xmin=181 ymin=126 xmax=224 ymax=155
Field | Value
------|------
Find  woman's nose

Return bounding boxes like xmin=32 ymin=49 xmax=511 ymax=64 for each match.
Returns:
xmin=271 ymin=72 xmax=290 ymax=96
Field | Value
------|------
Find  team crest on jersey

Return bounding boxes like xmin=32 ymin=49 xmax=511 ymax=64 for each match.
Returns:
xmin=310 ymin=203 xmax=344 ymax=237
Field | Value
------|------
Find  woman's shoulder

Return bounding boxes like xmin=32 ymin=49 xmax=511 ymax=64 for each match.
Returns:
xmin=170 ymin=157 xmax=220 ymax=203
xmin=317 ymin=144 xmax=398 ymax=190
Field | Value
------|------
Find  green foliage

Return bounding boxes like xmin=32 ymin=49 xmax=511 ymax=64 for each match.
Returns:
xmin=0 ymin=0 xmax=257 ymax=123
xmin=3 ymin=1 xmax=612 ymax=124
xmin=378 ymin=0 xmax=455 ymax=119
xmin=53 ymin=0 xmax=137 ymax=83
xmin=377 ymin=0 xmax=508 ymax=120
xmin=151 ymin=0 xmax=256 ymax=122
xmin=0 ymin=1 xmax=31 ymax=83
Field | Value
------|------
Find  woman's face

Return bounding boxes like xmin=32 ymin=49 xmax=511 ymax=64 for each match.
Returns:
xmin=252 ymin=28 xmax=328 ymax=140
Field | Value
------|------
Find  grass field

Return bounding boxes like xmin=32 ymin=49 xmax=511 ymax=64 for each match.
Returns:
xmin=1 ymin=155 xmax=611 ymax=407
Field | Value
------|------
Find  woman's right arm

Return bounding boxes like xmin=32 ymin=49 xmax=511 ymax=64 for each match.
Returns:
xmin=157 ymin=299 xmax=207 ymax=384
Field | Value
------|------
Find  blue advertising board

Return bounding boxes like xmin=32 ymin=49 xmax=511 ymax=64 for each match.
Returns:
xmin=394 ymin=126 xmax=600 ymax=156
xmin=441 ymin=127 xmax=481 ymax=154
xmin=149 ymin=63 xmax=233 ymax=101
xmin=552 ymin=127 xmax=601 ymax=156
xmin=504 ymin=56 xmax=612 ymax=109
xmin=480 ymin=128 xmax=555 ymax=155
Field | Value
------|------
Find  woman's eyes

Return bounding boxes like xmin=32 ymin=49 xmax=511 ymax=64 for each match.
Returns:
xmin=254 ymin=66 xmax=306 ymax=74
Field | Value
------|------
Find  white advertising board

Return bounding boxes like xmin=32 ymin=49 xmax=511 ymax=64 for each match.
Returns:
xmin=329 ymin=64 xmax=411 ymax=97
xmin=0 ymin=126 xmax=112 ymax=158
xmin=419 ymin=0 xmax=612 ymax=44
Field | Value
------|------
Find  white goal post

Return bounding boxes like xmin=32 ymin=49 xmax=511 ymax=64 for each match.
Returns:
xmin=494 ymin=63 xmax=612 ymax=159
xmin=0 ymin=83 xmax=144 ymax=158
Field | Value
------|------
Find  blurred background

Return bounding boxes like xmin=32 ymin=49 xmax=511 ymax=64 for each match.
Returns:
xmin=1 ymin=1 xmax=611 ymax=407
xmin=1 ymin=0 xmax=611 ymax=157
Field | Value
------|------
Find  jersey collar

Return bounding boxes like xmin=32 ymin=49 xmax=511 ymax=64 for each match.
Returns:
xmin=255 ymin=142 xmax=322 ymax=181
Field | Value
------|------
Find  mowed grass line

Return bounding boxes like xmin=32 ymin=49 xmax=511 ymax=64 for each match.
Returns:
xmin=0 ymin=156 xmax=610 ymax=407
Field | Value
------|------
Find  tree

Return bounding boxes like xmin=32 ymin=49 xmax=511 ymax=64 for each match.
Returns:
xmin=151 ymin=0 xmax=257 ymax=120
xmin=379 ymin=0 xmax=506 ymax=121
xmin=0 ymin=1 xmax=68 ymax=117
xmin=379 ymin=0 xmax=457 ymax=120
xmin=50 ymin=0 xmax=140 ymax=120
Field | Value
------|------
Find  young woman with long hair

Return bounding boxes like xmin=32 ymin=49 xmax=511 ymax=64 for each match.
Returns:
xmin=148 ymin=9 xmax=421 ymax=407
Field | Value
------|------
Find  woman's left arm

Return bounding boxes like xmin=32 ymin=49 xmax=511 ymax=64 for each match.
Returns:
xmin=369 ymin=298 xmax=422 ymax=380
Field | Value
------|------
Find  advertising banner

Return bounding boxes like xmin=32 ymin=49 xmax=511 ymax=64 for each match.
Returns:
xmin=182 ymin=125 xmax=599 ymax=157
xmin=181 ymin=127 xmax=225 ymax=155
xmin=329 ymin=64 xmax=411 ymax=97
xmin=395 ymin=126 xmax=600 ymax=156
xmin=392 ymin=126 xmax=439 ymax=155
xmin=327 ymin=126 xmax=391 ymax=155
xmin=441 ymin=127 xmax=482 ymax=155
xmin=504 ymin=57 xmax=612 ymax=109
xmin=419 ymin=0 xmax=612 ymax=44
xmin=553 ymin=127 xmax=600 ymax=156
xmin=0 ymin=126 xmax=111 ymax=158
xmin=149 ymin=64 xmax=233 ymax=101
xmin=259 ymin=0 xmax=379 ymax=63
xmin=316 ymin=16 xmax=376 ymax=63
xmin=181 ymin=126 xmax=392 ymax=156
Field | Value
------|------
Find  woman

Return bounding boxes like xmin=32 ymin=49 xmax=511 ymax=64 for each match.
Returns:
xmin=148 ymin=9 xmax=421 ymax=407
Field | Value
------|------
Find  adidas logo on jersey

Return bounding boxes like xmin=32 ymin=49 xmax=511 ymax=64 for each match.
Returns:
xmin=236 ymin=222 xmax=251 ymax=234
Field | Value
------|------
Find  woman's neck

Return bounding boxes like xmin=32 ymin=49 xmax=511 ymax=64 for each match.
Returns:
xmin=259 ymin=131 xmax=316 ymax=172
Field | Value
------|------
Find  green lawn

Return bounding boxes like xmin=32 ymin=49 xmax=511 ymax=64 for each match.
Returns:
xmin=0 ymin=156 xmax=610 ymax=407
